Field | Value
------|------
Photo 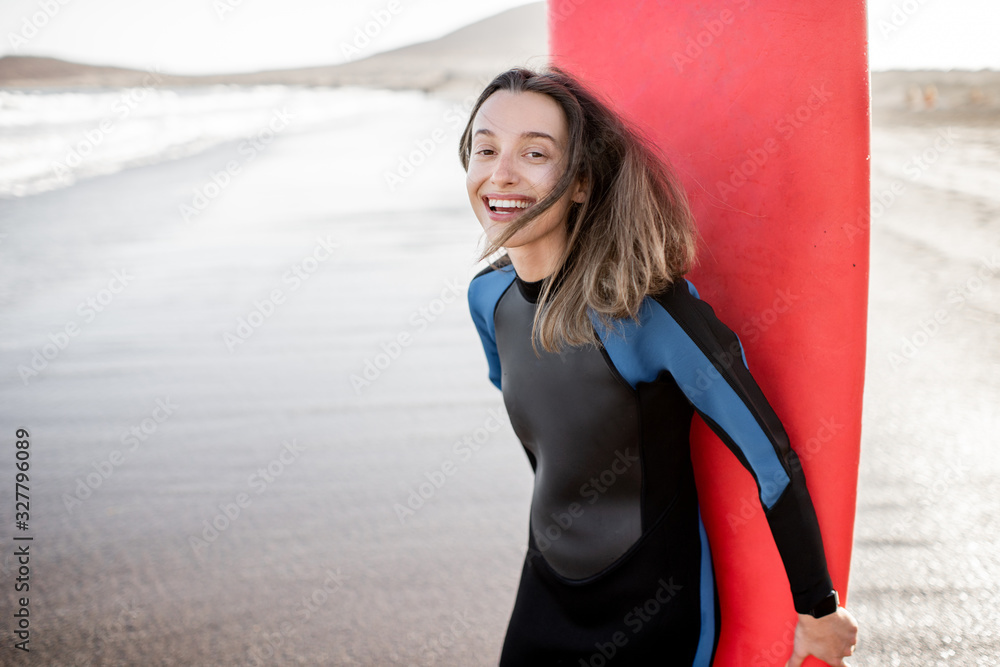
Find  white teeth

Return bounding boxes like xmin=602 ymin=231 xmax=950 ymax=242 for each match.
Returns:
xmin=488 ymin=199 xmax=531 ymax=209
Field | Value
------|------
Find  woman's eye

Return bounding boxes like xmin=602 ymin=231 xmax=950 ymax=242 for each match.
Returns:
xmin=476 ymin=148 xmax=495 ymax=156
xmin=526 ymin=151 xmax=547 ymax=159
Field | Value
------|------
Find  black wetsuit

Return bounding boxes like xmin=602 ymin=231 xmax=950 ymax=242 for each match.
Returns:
xmin=467 ymin=259 xmax=832 ymax=666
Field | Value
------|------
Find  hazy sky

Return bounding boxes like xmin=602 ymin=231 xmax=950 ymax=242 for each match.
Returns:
xmin=1 ymin=0 xmax=997 ymax=74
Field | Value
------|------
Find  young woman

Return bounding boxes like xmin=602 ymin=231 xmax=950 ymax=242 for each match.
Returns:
xmin=461 ymin=67 xmax=858 ymax=666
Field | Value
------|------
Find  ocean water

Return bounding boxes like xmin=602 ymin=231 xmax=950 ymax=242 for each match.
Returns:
xmin=0 ymin=82 xmax=486 ymax=307
xmin=0 ymin=84 xmax=431 ymax=198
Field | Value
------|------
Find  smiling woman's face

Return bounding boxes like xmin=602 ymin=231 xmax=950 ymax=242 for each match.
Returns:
xmin=466 ymin=90 xmax=585 ymax=262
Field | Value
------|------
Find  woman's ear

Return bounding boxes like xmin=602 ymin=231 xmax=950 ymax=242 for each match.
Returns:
xmin=571 ymin=175 xmax=589 ymax=203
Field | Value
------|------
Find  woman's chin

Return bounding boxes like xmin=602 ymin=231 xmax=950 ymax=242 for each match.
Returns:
xmin=481 ymin=221 xmax=512 ymax=246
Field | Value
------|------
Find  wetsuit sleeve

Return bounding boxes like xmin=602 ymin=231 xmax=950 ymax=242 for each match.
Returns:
xmin=596 ymin=281 xmax=833 ymax=614
xmin=467 ymin=263 xmax=515 ymax=391
xmin=654 ymin=282 xmax=833 ymax=614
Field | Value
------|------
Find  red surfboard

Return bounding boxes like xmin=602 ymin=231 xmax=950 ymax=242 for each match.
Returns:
xmin=550 ymin=1 xmax=869 ymax=664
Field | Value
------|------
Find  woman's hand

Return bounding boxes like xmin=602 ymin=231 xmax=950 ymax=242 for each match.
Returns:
xmin=785 ymin=607 xmax=859 ymax=667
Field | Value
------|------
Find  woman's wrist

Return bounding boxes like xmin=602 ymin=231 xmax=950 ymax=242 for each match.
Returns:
xmin=806 ymin=589 xmax=839 ymax=618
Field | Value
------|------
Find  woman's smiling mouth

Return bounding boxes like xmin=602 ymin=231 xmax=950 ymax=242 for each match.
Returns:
xmin=483 ymin=195 xmax=535 ymax=219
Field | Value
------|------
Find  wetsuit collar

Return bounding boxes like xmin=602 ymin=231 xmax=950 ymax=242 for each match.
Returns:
xmin=514 ymin=273 xmax=547 ymax=304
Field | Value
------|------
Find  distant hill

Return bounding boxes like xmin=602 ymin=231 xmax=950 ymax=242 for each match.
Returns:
xmin=0 ymin=2 xmax=548 ymax=97
xmin=0 ymin=55 xmax=151 ymax=86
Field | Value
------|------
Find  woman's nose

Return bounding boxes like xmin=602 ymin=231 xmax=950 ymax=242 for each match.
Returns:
xmin=490 ymin=153 xmax=518 ymax=185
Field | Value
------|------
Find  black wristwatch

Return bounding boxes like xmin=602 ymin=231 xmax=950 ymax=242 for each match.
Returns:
xmin=808 ymin=590 xmax=839 ymax=618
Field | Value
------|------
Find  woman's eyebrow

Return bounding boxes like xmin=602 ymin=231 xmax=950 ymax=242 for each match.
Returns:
xmin=474 ymin=128 xmax=557 ymax=143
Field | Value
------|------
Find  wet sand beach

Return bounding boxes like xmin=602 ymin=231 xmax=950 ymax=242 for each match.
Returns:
xmin=0 ymin=86 xmax=534 ymax=665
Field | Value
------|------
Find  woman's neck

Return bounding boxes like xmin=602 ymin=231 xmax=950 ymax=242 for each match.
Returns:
xmin=505 ymin=227 xmax=568 ymax=282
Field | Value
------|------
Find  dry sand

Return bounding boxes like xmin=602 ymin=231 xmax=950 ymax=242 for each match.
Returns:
xmin=1 ymin=4 xmax=999 ymax=666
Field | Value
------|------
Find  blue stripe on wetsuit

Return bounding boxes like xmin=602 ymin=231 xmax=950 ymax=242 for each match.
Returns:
xmin=467 ymin=263 xmax=516 ymax=390
xmin=593 ymin=282 xmax=791 ymax=509
xmin=693 ymin=514 xmax=715 ymax=667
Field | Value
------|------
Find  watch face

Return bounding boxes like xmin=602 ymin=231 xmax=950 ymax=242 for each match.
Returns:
xmin=811 ymin=591 xmax=839 ymax=618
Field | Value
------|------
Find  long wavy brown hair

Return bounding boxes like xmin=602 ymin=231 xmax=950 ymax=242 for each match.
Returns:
xmin=459 ymin=67 xmax=698 ymax=352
